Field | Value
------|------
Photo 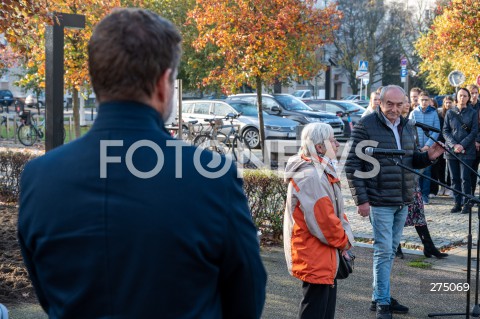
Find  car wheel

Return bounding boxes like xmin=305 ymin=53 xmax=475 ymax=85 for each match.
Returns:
xmin=242 ymin=127 xmax=260 ymax=149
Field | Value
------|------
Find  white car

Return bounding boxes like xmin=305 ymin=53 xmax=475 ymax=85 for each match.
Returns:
xmin=181 ymin=100 xmax=299 ymax=148
xmin=292 ymin=90 xmax=313 ymax=100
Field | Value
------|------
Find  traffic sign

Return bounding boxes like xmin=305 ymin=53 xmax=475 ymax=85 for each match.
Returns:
xmin=400 ymin=57 xmax=407 ymax=67
xmin=448 ymin=70 xmax=465 ymax=87
xmin=362 ymin=78 xmax=369 ymax=85
xmin=358 ymin=60 xmax=368 ymax=71
xmin=400 ymin=68 xmax=408 ymax=77
xmin=356 ymin=71 xmax=369 ymax=79
xmin=476 ymin=74 xmax=480 ymax=86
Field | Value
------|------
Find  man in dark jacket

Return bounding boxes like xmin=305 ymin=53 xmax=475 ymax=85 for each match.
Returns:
xmin=345 ymin=85 xmax=444 ymax=319
xmin=18 ymin=8 xmax=267 ymax=319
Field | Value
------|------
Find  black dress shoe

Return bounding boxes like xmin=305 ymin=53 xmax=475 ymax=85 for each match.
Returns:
xmin=370 ymin=297 xmax=409 ymax=313
xmin=451 ymin=204 xmax=462 ymax=213
xmin=376 ymin=304 xmax=392 ymax=319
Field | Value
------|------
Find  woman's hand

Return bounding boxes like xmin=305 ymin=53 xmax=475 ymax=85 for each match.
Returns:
xmin=453 ymin=144 xmax=464 ymax=154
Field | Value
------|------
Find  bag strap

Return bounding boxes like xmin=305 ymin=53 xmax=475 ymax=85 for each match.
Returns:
xmin=451 ymin=109 xmax=471 ymax=133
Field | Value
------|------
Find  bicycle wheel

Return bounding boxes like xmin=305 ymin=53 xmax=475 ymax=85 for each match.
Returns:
xmin=17 ymin=124 xmax=38 ymax=146
xmin=232 ymin=136 xmax=252 ymax=164
xmin=194 ymin=133 xmax=229 ymax=155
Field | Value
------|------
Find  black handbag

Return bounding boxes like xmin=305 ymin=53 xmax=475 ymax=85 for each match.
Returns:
xmin=336 ymin=249 xmax=355 ymax=280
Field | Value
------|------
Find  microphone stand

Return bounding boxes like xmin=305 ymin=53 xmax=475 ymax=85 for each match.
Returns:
xmin=423 ymin=129 xmax=480 ymax=181
xmin=390 ymin=158 xmax=479 ymax=318
xmin=390 ymin=126 xmax=480 ymax=318
xmin=422 ymin=129 xmax=480 ymax=317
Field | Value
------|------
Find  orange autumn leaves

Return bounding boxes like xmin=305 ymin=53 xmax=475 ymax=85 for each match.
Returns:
xmin=189 ymin=0 xmax=341 ymax=93
xmin=416 ymin=0 xmax=480 ymax=93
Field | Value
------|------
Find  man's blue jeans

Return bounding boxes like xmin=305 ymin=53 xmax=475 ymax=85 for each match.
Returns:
xmin=370 ymin=205 xmax=408 ymax=305
xmin=419 ymin=166 xmax=431 ymax=203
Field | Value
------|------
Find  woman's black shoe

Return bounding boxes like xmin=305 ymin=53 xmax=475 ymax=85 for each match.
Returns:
xmin=416 ymin=225 xmax=449 ymax=259
xmin=451 ymin=204 xmax=462 ymax=213
xmin=423 ymin=246 xmax=449 ymax=258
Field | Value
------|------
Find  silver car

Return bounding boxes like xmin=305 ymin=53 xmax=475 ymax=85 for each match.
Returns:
xmin=182 ymin=100 xmax=298 ymax=148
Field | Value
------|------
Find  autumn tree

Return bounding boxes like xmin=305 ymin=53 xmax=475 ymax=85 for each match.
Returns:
xmin=189 ymin=0 xmax=341 ymax=150
xmin=334 ymin=0 xmax=388 ymax=93
xmin=0 ymin=0 xmax=50 ymax=57
xmin=141 ymin=0 xmax=221 ymax=95
xmin=415 ymin=0 xmax=480 ymax=93
xmin=10 ymin=1 xmax=134 ymax=138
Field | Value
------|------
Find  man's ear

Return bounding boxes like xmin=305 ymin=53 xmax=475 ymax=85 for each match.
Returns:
xmin=155 ymin=69 xmax=173 ymax=104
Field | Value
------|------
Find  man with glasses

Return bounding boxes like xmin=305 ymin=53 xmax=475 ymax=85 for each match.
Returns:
xmin=409 ymin=91 xmax=441 ymax=204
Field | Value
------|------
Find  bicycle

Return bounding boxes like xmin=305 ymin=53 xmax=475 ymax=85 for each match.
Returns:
xmin=17 ymin=111 xmax=43 ymax=146
xmin=194 ymin=113 xmax=252 ymax=164
xmin=17 ymin=111 xmax=66 ymax=146
xmin=193 ymin=117 xmax=229 ymax=155
xmin=221 ymin=113 xmax=252 ymax=164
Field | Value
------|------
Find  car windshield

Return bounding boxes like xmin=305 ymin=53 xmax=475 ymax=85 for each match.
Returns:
xmin=229 ymin=102 xmax=268 ymax=117
xmin=292 ymin=91 xmax=304 ymax=98
xmin=275 ymin=95 xmax=312 ymax=111
xmin=337 ymin=101 xmax=363 ymax=112
xmin=229 ymin=103 xmax=259 ymax=116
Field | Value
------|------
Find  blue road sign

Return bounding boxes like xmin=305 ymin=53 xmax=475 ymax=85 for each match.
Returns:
xmin=358 ymin=60 xmax=368 ymax=71
xmin=401 ymin=68 xmax=408 ymax=77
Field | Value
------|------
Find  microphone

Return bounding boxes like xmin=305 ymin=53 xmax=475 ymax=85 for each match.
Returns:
xmin=408 ymin=119 xmax=441 ymax=133
xmin=365 ymin=147 xmax=406 ymax=156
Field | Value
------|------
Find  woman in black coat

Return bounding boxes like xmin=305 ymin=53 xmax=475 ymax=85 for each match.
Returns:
xmin=443 ymin=89 xmax=478 ymax=214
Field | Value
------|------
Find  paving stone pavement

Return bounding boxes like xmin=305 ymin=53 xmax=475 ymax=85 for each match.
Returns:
xmin=337 ymin=167 xmax=479 ymax=251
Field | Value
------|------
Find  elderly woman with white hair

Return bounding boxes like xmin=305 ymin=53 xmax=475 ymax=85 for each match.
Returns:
xmin=284 ymin=123 xmax=355 ymax=319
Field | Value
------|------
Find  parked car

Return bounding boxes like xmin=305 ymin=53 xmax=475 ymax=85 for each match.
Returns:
xmin=25 ymin=94 xmax=45 ymax=108
xmin=343 ymin=94 xmax=367 ymax=101
xmin=304 ymin=100 xmax=365 ymax=137
xmin=224 ymin=94 xmax=344 ymax=137
xmin=181 ymin=100 xmax=299 ymax=148
xmin=0 ymin=90 xmax=14 ymax=107
xmin=354 ymin=100 xmax=369 ymax=108
xmin=292 ymin=90 xmax=313 ymax=100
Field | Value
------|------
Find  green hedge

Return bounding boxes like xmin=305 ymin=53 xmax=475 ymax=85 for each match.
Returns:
xmin=243 ymin=169 xmax=287 ymax=243
xmin=0 ymin=151 xmax=38 ymax=203
xmin=0 ymin=153 xmax=288 ymax=244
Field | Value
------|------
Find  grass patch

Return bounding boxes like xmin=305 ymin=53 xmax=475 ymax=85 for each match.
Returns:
xmin=407 ymin=257 xmax=432 ymax=269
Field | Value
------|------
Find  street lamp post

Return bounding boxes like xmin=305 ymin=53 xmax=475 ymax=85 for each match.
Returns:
xmin=45 ymin=13 xmax=85 ymax=151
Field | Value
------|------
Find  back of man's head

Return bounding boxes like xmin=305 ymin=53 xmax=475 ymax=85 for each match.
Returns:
xmin=88 ymin=8 xmax=182 ymax=103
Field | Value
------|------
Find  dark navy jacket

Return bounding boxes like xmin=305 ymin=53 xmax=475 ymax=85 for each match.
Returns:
xmin=18 ymin=101 xmax=267 ymax=319
xmin=443 ymin=106 xmax=478 ymax=160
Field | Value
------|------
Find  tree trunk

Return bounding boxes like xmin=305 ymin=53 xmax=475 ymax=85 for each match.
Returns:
xmin=255 ymin=76 xmax=266 ymax=158
xmin=72 ymin=88 xmax=81 ymax=138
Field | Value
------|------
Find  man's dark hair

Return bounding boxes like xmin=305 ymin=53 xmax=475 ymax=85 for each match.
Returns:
xmin=88 ymin=8 xmax=182 ymax=102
